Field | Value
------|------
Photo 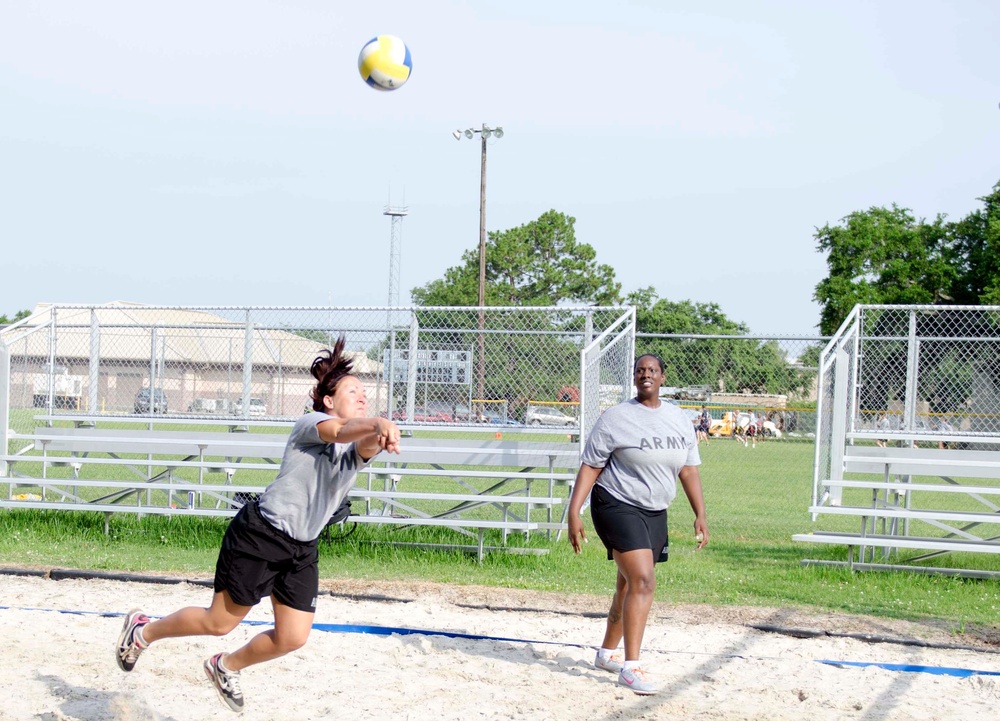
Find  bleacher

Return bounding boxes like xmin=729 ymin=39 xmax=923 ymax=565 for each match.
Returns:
xmin=1 ymin=418 xmax=578 ymax=561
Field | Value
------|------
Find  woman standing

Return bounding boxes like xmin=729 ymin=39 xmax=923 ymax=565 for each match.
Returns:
xmin=114 ymin=336 xmax=401 ymax=712
xmin=567 ymin=353 xmax=708 ymax=695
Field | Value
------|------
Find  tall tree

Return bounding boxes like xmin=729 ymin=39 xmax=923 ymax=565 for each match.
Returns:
xmin=400 ymin=211 xmax=622 ymax=418
xmin=812 ymin=181 xmax=1000 ymax=414
xmin=813 ymin=205 xmax=955 ymax=335
xmin=411 ymin=210 xmax=621 ymax=306
xmin=631 ymin=289 xmax=813 ymax=397
xmin=947 ymin=181 xmax=1000 ymax=305
xmin=630 ymin=288 xmax=747 ymax=336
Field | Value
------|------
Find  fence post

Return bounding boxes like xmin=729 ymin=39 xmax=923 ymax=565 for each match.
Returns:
xmin=88 ymin=308 xmax=100 ymax=414
xmin=0 ymin=336 xmax=9 ymax=477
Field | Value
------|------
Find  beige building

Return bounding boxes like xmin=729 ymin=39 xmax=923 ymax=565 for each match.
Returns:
xmin=1 ymin=302 xmax=385 ymax=417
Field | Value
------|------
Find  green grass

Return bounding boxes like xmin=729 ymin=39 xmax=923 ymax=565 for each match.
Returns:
xmin=4 ymin=426 xmax=1000 ymax=636
xmin=3 ymin=505 xmax=999 ymax=636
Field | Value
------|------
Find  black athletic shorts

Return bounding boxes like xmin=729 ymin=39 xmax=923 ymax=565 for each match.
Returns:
xmin=214 ymin=501 xmax=320 ymax=613
xmin=590 ymin=484 xmax=669 ymax=563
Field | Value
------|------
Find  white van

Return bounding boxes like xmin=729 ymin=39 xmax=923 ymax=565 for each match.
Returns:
xmin=235 ymin=398 xmax=267 ymax=417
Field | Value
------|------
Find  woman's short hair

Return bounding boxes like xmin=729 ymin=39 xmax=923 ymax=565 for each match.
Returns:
xmin=634 ymin=353 xmax=665 ymax=373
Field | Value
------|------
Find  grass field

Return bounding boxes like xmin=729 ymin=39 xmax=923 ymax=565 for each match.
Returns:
xmin=3 ymin=422 xmax=1000 ymax=634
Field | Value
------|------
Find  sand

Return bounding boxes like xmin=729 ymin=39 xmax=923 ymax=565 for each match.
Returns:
xmin=2 ymin=571 xmax=999 ymax=720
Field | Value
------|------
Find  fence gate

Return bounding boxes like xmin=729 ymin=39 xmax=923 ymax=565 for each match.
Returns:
xmin=797 ymin=304 xmax=1000 ymax=577
xmin=579 ymin=308 xmax=636 ymax=449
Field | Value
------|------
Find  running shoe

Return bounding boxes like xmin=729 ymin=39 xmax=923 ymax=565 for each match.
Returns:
xmin=115 ymin=609 xmax=150 ymax=672
xmin=204 ymin=653 xmax=245 ymax=712
xmin=618 ymin=666 xmax=658 ymax=695
xmin=593 ymin=650 xmax=623 ymax=674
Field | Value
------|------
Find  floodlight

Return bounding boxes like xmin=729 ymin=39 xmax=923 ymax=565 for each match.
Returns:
xmin=482 ymin=128 xmax=492 ymax=139
xmin=464 ymin=129 xmax=475 ymax=139
xmin=452 ymin=130 xmax=462 ymax=140
xmin=494 ymin=127 xmax=504 ymax=139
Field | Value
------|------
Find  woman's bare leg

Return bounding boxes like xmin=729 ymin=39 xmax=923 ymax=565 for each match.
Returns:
xmin=611 ymin=548 xmax=656 ymax=661
xmin=223 ymin=596 xmax=314 ymax=671
xmin=600 ymin=568 xmax=627 ymax=651
xmin=142 ymin=590 xmax=249 ymax=643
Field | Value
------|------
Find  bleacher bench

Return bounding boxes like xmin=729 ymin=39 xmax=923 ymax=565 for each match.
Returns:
xmin=793 ymin=444 xmax=1000 ymax=569
xmin=1 ymin=425 xmax=579 ymax=560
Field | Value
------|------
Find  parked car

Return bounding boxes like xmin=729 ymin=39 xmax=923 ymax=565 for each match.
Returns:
xmin=423 ymin=401 xmax=475 ymax=423
xmin=524 ymin=403 xmax=577 ymax=427
xmin=679 ymin=385 xmax=712 ymax=402
xmin=448 ymin=403 xmax=474 ymax=423
xmin=392 ymin=406 xmax=452 ymax=423
xmin=477 ymin=410 xmax=522 ymax=426
xmin=392 ymin=401 xmax=476 ymax=423
xmin=134 ymin=388 xmax=168 ymax=414
xmin=234 ymin=398 xmax=267 ymax=417
xmin=187 ymin=398 xmax=220 ymax=414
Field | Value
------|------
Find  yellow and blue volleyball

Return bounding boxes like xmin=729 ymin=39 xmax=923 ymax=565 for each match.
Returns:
xmin=358 ymin=35 xmax=412 ymax=91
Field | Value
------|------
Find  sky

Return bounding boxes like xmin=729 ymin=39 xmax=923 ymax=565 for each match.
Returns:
xmin=2 ymin=0 xmax=998 ymax=335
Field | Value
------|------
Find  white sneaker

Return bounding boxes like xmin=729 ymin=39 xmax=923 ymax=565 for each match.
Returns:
xmin=618 ymin=666 xmax=658 ymax=695
xmin=593 ymin=650 xmax=623 ymax=673
xmin=204 ymin=653 xmax=244 ymax=712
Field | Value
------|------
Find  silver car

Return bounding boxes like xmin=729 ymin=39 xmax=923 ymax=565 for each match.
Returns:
xmin=524 ymin=404 xmax=577 ymax=427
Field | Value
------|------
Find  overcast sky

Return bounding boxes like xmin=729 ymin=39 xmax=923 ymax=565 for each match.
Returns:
xmin=2 ymin=0 xmax=997 ymax=334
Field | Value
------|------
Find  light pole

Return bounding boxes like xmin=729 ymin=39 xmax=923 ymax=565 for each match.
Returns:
xmin=453 ymin=123 xmax=504 ymax=402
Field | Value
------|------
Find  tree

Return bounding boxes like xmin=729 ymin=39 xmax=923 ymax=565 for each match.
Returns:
xmin=947 ymin=181 xmax=1000 ymax=306
xmin=405 ymin=210 xmax=622 ymax=416
xmin=813 ymin=182 xmax=1000 ymax=415
xmin=813 ymin=205 xmax=955 ymax=335
xmin=0 ymin=309 xmax=30 ymax=325
xmin=411 ymin=210 xmax=621 ymax=306
xmin=814 ymin=180 xmax=1000 ymax=334
xmin=630 ymin=289 xmax=813 ymax=397
xmin=401 ymin=212 xmax=622 ymax=418
xmin=630 ymin=287 xmax=748 ymax=336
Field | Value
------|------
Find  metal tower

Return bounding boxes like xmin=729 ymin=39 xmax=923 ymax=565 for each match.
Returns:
xmin=383 ymin=203 xmax=409 ymax=306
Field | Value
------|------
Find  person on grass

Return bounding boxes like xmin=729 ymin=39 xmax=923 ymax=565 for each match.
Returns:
xmin=695 ymin=405 xmax=711 ymax=445
xmin=115 ymin=336 xmax=401 ymax=713
xmin=567 ymin=353 xmax=709 ymax=696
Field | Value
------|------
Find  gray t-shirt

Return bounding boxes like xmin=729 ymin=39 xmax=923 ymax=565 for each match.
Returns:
xmin=581 ymin=399 xmax=701 ymax=511
xmin=257 ymin=411 xmax=373 ymax=542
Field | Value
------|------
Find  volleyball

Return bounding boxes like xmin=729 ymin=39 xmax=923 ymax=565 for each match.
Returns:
xmin=358 ymin=35 xmax=412 ymax=91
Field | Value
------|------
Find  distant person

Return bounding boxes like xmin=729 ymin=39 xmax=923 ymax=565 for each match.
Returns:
xmin=567 ymin=353 xmax=708 ymax=696
xmin=913 ymin=417 xmax=929 ymax=448
xmin=114 ymin=337 xmax=402 ymax=712
xmin=875 ymin=413 xmax=890 ymax=448
xmin=744 ymin=410 xmax=758 ymax=448
xmin=937 ymin=417 xmax=954 ymax=449
xmin=696 ymin=405 xmax=711 ymax=445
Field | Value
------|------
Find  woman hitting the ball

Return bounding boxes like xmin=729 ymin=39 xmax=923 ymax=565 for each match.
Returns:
xmin=567 ymin=353 xmax=708 ymax=696
xmin=114 ymin=336 xmax=402 ymax=713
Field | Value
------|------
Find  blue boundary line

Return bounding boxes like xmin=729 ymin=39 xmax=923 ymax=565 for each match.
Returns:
xmin=5 ymin=604 xmax=1000 ymax=677
xmin=0 ymin=604 xmax=593 ymax=649
xmin=816 ymin=659 xmax=1000 ymax=678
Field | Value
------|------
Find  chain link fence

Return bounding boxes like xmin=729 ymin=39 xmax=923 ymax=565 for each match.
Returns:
xmin=813 ymin=304 xmax=1000 ymax=504
xmin=635 ymin=332 xmax=825 ymax=440
xmin=0 ymin=304 xmax=634 ymax=433
xmin=633 ymin=332 xmax=827 ymax=552
xmin=801 ymin=305 xmax=1000 ymax=573
xmin=2 ymin=303 xmax=835 ymax=550
xmin=849 ymin=305 xmax=1000 ymax=440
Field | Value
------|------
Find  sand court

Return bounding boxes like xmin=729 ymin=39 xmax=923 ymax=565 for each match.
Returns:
xmin=2 ymin=571 xmax=999 ymax=720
